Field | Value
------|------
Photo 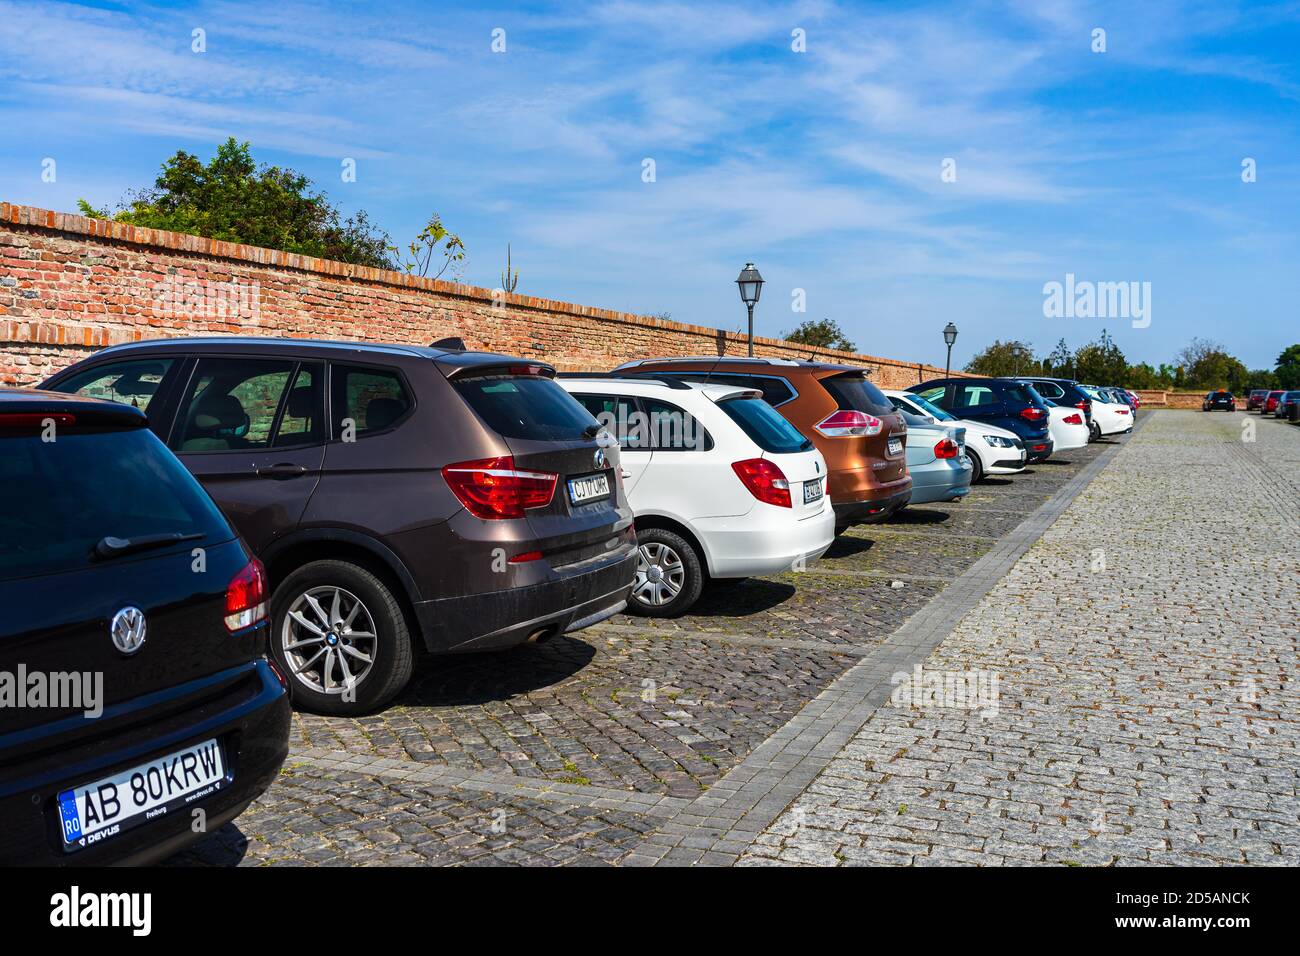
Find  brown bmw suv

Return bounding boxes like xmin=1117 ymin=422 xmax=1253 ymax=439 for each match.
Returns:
xmin=43 ymin=338 xmax=637 ymax=716
xmin=614 ymin=357 xmax=911 ymax=530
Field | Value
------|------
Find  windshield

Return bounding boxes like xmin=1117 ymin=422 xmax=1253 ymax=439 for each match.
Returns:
xmin=897 ymin=393 xmax=954 ymax=421
xmin=821 ymin=374 xmax=895 ymax=415
xmin=717 ymin=397 xmax=813 ymax=454
xmin=0 ymin=427 xmax=232 ymax=581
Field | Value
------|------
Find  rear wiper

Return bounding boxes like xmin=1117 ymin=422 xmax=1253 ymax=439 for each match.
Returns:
xmin=94 ymin=532 xmax=206 ymax=561
xmin=582 ymin=423 xmax=603 ymax=439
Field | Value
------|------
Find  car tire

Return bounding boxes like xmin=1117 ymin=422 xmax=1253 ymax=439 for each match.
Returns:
xmin=968 ymin=450 xmax=985 ymax=484
xmin=628 ymin=528 xmax=704 ymax=618
xmin=270 ymin=560 xmax=415 ymax=716
xmin=1088 ymin=421 xmax=1101 ymax=442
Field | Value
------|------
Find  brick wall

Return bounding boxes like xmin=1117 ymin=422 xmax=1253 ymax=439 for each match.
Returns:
xmin=1 ymin=201 xmax=967 ymax=390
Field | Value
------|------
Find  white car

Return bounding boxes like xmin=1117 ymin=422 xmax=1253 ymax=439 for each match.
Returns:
xmin=1043 ymin=402 xmax=1089 ymax=451
xmin=558 ymin=375 xmax=835 ymax=617
xmin=1080 ymin=385 xmax=1133 ymax=438
xmin=883 ymin=389 xmax=1024 ymax=483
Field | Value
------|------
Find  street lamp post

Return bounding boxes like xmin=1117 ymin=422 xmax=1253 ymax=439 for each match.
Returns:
xmin=943 ymin=322 xmax=958 ymax=379
xmin=735 ymin=262 xmax=764 ymax=357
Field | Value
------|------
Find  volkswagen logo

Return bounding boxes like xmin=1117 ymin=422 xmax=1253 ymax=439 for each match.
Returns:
xmin=109 ymin=606 xmax=147 ymax=655
xmin=594 ymin=447 xmax=607 ymax=470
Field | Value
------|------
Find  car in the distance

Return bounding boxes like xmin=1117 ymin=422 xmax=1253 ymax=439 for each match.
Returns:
xmin=1202 ymin=390 xmax=1237 ymax=412
xmin=614 ymin=357 xmax=912 ymax=531
xmin=559 ymin=374 xmax=834 ymax=615
xmin=43 ymin=338 xmax=638 ymax=715
xmin=1273 ymin=391 xmax=1300 ymax=419
xmin=1079 ymin=385 xmax=1133 ymax=438
xmin=1041 ymin=401 xmax=1090 ymax=452
xmin=1263 ymin=390 xmax=1286 ymax=415
xmin=0 ymin=388 xmax=290 ymax=865
xmin=883 ymin=388 xmax=1024 ymax=483
xmin=1246 ymin=389 xmax=1270 ymax=412
xmin=910 ymin=377 xmax=1054 ymax=462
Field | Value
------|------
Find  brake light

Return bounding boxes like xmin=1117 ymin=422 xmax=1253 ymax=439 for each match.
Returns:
xmin=1019 ymin=407 xmax=1047 ymax=422
xmin=225 ymin=558 xmax=268 ymax=632
xmin=508 ymin=365 xmax=547 ymax=376
xmin=1062 ymin=413 xmax=1083 ymax=425
xmin=731 ymin=458 xmax=791 ymax=507
xmin=442 ymin=456 xmax=557 ymax=519
xmin=509 ymin=550 xmax=544 ymax=564
xmin=815 ymin=409 xmax=883 ymax=437
xmin=933 ymin=438 xmax=960 ymax=459
xmin=0 ymin=412 xmax=76 ymax=430
xmin=1115 ymin=407 xmax=1130 ymax=415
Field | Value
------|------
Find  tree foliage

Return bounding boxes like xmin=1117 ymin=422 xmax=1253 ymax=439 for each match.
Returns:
xmin=784 ymin=318 xmax=857 ymax=353
xmin=964 ymin=339 xmax=1041 ymax=377
xmin=79 ymin=138 xmax=400 ymax=269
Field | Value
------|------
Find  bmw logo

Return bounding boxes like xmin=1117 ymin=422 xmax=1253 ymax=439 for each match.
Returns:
xmin=594 ymin=448 xmax=607 ymax=469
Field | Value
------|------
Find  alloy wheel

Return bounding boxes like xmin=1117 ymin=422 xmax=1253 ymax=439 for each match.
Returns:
xmin=632 ymin=542 xmax=685 ymax=607
xmin=281 ymin=586 xmax=378 ymax=695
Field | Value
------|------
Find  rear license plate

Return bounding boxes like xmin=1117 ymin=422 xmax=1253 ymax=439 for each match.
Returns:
xmin=57 ymin=738 xmax=227 ymax=850
xmin=887 ymin=438 xmax=903 ymax=456
xmin=568 ymin=472 xmax=611 ymax=505
xmin=803 ymin=479 xmax=824 ymax=504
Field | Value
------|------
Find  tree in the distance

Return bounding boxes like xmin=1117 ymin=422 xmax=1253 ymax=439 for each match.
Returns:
xmin=1073 ymin=329 xmax=1127 ymax=385
xmin=783 ymin=318 xmax=857 ymax=353
xmin=964 ymin=339 xmax=1040 ymax=377
xmin=1274 ymin=344 xmax=1300 ymax=389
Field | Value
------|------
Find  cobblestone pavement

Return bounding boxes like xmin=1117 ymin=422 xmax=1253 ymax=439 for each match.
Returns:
xmin=741 ymin=411 xmax=1300 ymax=866
xmin=175 ymin=425 xmax=1126 ymax=865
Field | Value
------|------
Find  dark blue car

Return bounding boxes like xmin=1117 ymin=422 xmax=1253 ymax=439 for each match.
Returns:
xmin=910 ymin=378 xmax=1055 ymax=462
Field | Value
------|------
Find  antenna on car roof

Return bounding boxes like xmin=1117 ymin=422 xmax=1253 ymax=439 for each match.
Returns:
xmin=431 ymin=336 xmax=467 ymax=352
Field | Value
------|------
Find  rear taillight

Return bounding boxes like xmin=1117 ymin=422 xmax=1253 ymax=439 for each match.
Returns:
xmin=933 ymin=438 xmax=960 ymax=459
xmin=509 ymin=550 xmax=544 ymax=564
xmin=1019 ymin=407 xmax=1047 ymax=422
xmin=1115 ymin=407 xmax=1130 ymax=415
xmin=731 ymin=458 xmax=792 ymax=508
xmin=1062 ymin=413 xmax=1083 ymax=425
xmin=225 ymin=558 xmax=268 ymax=632
xmin=1075 ymin=400 xmax=1091 ymax=413
xmin=442 ymin=456 xmax=557 ymax=519
xmin=815 ymin=409 xmax=883 ymax=437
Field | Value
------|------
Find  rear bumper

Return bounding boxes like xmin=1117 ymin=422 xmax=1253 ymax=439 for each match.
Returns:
xmin=0 ymin=660 xmax=290 ymax=866
xmin=908 ymin=458 xmax=974 ymax=504
xmin=697 ymin=506 xmax=836 ymax=577
xmin=1025 ymin=438 xmax=1055 ymax=461
xmin=832 ymin=487 xmax=912 ymax=526
xmin=415 ymin=545 xmax=637 ymax=652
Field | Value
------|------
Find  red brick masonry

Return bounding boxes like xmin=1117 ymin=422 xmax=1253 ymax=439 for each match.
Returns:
xmin=1 ymin=200 xmax=967 ymax=389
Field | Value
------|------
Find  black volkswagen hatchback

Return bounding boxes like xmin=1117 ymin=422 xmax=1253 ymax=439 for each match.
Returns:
xmin=0 ymin=389 xmax=290 ymax=865
xmin=910 ymin=377 xmax=1055 ymax=462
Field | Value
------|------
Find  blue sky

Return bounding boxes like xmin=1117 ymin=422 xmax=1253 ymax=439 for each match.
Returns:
xmin=2 ymin=0 xmax=1298 ymax=370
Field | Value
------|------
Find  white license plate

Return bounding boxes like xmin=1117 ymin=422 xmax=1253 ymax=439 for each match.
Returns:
xmin=568 ymin=472 xmax=611 ymax=504
xmin=57 ymin=738 xmax=227 ymax=850
xmin=803 ymin=479 xmax=824 ymax=504
xmin=887 ymin=438 xmax=903 ymax=456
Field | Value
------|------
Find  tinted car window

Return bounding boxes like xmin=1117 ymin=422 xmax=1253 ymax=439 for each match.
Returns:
xmin=176 ymin=358 xmax=294 ymax=452
xmin=915 ymin=386 xmax=946 ymax=404
xmin=0 ymin=427 xmax=232 ymax=581
xmin=643 ymin=398 xmax=711 ymax=451
xmin=1003 ymin=384 xmax=1042 ymax=405
xmin=954 ymin=384 xmax=1001 ymax=408
xmin=573 ymin=393 xmax=643 ymax=447
xmin=333 ymin=365 xmax=411 ymax=437
xmin=456 ymin=376 xmax=596 ymax=440
xmin=718 ymin=397 xmax=812 ymax=454
xmin=820 ymin=374 xmax=894 ymax=415
xmin=56 ymin=358 xmax=175 ymax=413
xmin=274 ymin=363 xmax=325 ymax=447
xmin=1027 ymin=380 xmax=1065 ymax=399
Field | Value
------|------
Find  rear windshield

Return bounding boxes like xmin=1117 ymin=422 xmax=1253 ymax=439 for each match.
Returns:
xmin=0 ymin=427 xmax=233 ymax=582
xmin=820 ymin=374 xmax=895 ymax=415
xmin=717 ymin=397 xmax=813 ymax=454
xmin=1003 ymin=383 xmax=1044 ymax=405
xmin=455 ymin=375 xmax=597 ymax=440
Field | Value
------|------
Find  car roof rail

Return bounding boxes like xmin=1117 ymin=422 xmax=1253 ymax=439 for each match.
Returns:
xmin=555 ymin=371 xmax=692 ymax=390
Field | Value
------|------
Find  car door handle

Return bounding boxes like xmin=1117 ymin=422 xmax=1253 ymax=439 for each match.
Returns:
xmin=256 ymin=462 xmax=307 ymax=479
